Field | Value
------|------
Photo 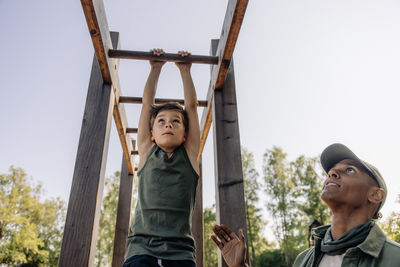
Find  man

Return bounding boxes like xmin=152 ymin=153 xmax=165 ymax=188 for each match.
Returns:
xmin=212 ymin=143 xmax=400 ymax=266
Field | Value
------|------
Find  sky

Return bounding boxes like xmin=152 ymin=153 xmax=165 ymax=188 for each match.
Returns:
xmin=1 ymin=0 xmax=400 ymax=237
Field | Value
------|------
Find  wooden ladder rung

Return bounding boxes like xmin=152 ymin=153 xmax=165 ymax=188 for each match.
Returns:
xmin=108 ymin=49 xmax=218 ymax=65
xmin=119 ymin=96 xmax=207 ymax=107
xmin=131 ymin=150 xmax=139 ymax=155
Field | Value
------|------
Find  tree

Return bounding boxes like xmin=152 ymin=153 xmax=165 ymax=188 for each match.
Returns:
xmin=380 ymin=195 xmax=400 ymax=243
xmin=263 ymin=147 xmax=301 ymax=266
xmin=291 ymin=155 xmax=330 ymax=248
xmin=292 ymin=156 xmax=330 ymax=226
xmin=262 ymin=147 xmax=329 ymax=266
xmin=0 ymin=166 xmax=65 ymax=266
xmin=203 ymin=206 xmax=218 ymax=267
xmin=95 ymin=171 xmax=137 ymax=267
xmin=256 ymin=249 xmax=286 ymax=267
xmin=241 ymin=147 xmax=268 ymax=266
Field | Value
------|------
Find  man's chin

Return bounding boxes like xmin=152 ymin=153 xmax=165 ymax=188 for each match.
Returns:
xmin=320 ymin=191 xmax=336 ymax=204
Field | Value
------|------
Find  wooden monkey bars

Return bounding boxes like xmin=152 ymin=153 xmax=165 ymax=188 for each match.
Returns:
xmin=80 ymin=0 xmax=248 ymax=172
xmin=59 ymin=0 xmax=249 ymax=266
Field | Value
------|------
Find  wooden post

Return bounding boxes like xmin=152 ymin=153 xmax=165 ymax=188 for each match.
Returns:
xmin=211 ymin=39 xmax=249 ymax=267
xmin=192 ymin=161 xmax=204 ymax=267
xmin=112 ymin=143 xmax=136 ymax=267
xmin=58 ymin=54 xmax=114 ymax=266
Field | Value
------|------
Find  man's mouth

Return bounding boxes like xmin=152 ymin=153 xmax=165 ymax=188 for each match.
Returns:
xmin=324 ymin=180 xmax=340 ymax=188
xmin=163 ymin=132 xmax=173 ymax=135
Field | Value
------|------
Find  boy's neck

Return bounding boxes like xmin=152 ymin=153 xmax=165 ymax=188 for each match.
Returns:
xmin=156 ymin=143 xmax=182 ymax=157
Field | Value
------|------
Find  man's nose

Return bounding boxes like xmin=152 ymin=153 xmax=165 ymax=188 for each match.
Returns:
xmin=165 ymin=121 xmax=172 ymax=128
xmin=328 ymin=169 xmax=339 ymax=179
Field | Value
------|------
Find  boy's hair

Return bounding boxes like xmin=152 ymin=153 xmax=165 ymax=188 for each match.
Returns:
xmin=149 ymin=102 xmax=189 ymax=131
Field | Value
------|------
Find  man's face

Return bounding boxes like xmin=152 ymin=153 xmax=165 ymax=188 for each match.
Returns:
xmin=151 ymin=109 xmax=186 ymax=150
xmin=321 ymin=159 xmax=377 ymax=209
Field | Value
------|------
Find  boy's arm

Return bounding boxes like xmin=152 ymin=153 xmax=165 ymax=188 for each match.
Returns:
xmin=176 ymin=51 xmax=200 ymax=174
xmin=137 ymin=49 xmax=165 ymax=169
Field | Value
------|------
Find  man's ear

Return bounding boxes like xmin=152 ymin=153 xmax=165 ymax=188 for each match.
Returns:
xmin=368 ymin=187 xmax=385 ymax=204
xmin=150 ymin=130 xmax=155 ymax=142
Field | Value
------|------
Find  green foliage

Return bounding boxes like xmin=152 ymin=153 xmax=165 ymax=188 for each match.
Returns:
xmin=241 ymin=147 xmax=268 ymax=266
xmin=95 ymin=171 xmax=137 ymax=267
xmin=256 ymin=249 xmax=286 ymax=267
xmin=203 ymin=206 xmax=218 ymax=267
xmin=95 ymin=172 xmax=120 ymax=266
xmin=263 ymin=147 xmax=301 ymax=266
xmin=292 ymin=156 xmax=330 ymax=226
xmin=379 ymin=195 xmax=400 ymax=243
xmin=262 ymin=147 xmax=329 ymax=267
xmin=0 ymin=166 xmax=65 ymax=266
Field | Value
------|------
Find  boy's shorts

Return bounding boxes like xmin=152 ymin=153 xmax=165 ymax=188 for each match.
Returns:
xmin=123 ymin=255 xmax=196 ymax=267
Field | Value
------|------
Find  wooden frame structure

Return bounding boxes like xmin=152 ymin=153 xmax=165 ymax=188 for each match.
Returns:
xmin=59 ymin=0 xmax=248 ymax=266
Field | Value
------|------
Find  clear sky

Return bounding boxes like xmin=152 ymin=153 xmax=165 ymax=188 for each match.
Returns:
xmin=1 ymin=0 xmax=400 ymax=233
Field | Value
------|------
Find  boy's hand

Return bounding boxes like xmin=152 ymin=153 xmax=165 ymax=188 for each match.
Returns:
xmin=149 ymin=48 xmax=166 ymax=68
xmin=175 ymin=50 xmax=192 ymax=72
xmin=211 ymin=225 xmax=248 ymax=267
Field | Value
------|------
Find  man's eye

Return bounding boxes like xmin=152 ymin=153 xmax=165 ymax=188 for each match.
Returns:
xmin=173 ymin=119 xmax=180 ymax=123
xmin=346 ymin=168 xmax=355 ymax=174
xmin=158 ymin=119 xmax=165 ymax=123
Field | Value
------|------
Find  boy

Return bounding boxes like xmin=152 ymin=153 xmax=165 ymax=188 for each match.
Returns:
xmin=123 ymin=49 xmax=200 ymax=267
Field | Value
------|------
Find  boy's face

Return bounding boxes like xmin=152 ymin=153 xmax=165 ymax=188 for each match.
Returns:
xmin=151 ymin=109 xmax=186 ymax=150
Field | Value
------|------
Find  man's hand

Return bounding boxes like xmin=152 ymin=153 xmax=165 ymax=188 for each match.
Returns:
xmin=149 ymin=48 xmax=166 ymax=68
xmin=175 ymin=50 xmax=192 ymax=72
xmin=211 ymin=224 xmax=248 ymax=267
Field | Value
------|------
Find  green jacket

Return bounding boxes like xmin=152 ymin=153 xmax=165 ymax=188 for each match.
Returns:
xmin=293 ymin=223 xmax=400 ymax=267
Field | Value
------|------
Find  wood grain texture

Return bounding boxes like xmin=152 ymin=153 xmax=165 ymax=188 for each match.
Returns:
xmin=81 ymin=0 xmax=135 ymax=174
xmin=109 ymin=49 xmax=218 ymax=65
xmin=109 ymin=32 xmax=135 ymax=174
xmin=212 ymin=48 xmax=249 ymax=267
xmin=58 ymin=53 xmax=114 ymax=267
xmin=81 ymin=0 xmax=113 ymax=83
xmin=198 ymin=0 xmax=249 ymax=160
xmin=192 ymin=161 xmax=204 ymax=267
xmin=112 ymin=146 xmax=136 ymax=267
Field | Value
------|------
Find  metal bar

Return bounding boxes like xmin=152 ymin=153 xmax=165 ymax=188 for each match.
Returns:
xmin=109 ymin=49 xmax=218 ymax=65
xmin=127 ymin=128 xmax=138 ymax=134
xmin=119 ymin=96 xmax=207 ymax=107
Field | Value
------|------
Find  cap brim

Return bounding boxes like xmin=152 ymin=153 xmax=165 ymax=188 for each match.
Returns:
xmin=320 ymin=143 xmax=362 ymax=174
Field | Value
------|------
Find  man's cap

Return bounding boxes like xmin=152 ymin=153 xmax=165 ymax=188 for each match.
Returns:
xmin=320 ymin=143 xmax=387 ymax=210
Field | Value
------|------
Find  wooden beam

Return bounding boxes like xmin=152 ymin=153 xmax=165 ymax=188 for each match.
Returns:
xmin=112 ymin=143 xmax=136 ymax=267
xmin=119 ymin=96 xmax=208 ymax=107
xmin=81 ymin=0 xmax=113 ymax=83
xmin=197 ymin=0 xmax=249 ymax=160
xmin=109 ymin=32 xmax=135 ymax=175
xmin=212 ymin=56 xmax=249 ymax=267
xmin=81 ymin=0 xmax=135 ymax=174
xmin=212 ymin=0 xmax=249 ymax=89
xmin=58 ymin=53 xmax=113 ymax=267
xmin=109 ymin=49 xmax=218 ymax=65
xmin=192 ymin=161 xmax=204 ymax=267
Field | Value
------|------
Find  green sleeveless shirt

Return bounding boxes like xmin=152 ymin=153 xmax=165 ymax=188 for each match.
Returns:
xmin=125 ymin=144 xmax=199 ymax=262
